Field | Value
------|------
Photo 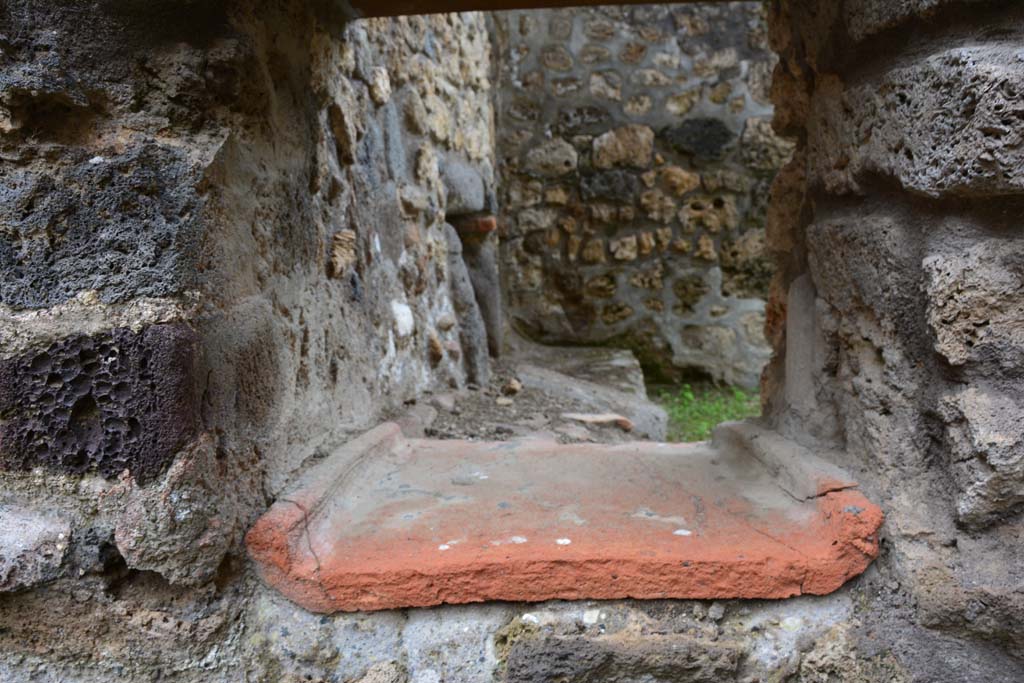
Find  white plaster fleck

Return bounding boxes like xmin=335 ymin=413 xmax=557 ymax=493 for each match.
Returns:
xmin=555 ymin=538 xmax=572 ymax=545
xmin=88 ymin=156 xmax=105 ymax=164
xmin=391 ymin=301 xmax=415 ymax=337
xmin=781 ymin=616 xmax=804 ymax=631
xmin=490 ymin=535 xmax=528 ymax=546
xmin=521 ymin=613 xmax=540 ymax=625
xmin=673 ymin=528 xmax=692 ymax=536
xmin=633 ymin=507 xmax=688 ymax=526
xmin=582 ymin=609 xmax=602 ymax=625
xmin=373 ymin=233 xmax=382 ymax=254
xmin=438 ymin=544 xmax=451 ymax=551
xmin=413 ymin=670 xmax=441 ymax=683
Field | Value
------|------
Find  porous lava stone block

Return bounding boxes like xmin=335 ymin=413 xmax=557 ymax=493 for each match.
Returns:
xmin=0 ymin=323 xmax=200 ymax=483
xmin=0 ymin=144 xmax=203 ymax=309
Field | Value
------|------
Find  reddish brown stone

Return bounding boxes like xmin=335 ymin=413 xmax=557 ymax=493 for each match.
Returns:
xmin=451 ymin=214 xmax=498 ymax=235
xmin=247 ymin=424 xmax=883 ymax=613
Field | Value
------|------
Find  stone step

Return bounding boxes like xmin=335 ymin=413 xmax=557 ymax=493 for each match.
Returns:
xmin=246 ymin=422 xmax=883 ymax=613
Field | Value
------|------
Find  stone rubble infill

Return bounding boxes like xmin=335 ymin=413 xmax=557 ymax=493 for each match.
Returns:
xmin=560 ymin=412 xmax=635 ymax=432
xmin=246 ymin=422 xmax=883 ymax=613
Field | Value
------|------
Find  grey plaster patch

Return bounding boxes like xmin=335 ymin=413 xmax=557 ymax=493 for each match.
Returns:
xmin=0 ymin=505 xmax=69 ymax=592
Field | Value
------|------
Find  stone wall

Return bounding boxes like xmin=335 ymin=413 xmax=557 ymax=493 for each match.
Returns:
xmin=1 ymin=1 xmax=1023 ymax=682
xmin=0 ymin=1 xmax=497 ymax=678
xmin=492 ymin=3 xmax=793 ymax=387
xmin=763 ymin=0 xmax=1024 ymax=678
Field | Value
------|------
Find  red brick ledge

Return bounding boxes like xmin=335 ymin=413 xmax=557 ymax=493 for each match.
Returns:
xmin=247 ymin=423 xmax=883 ymax=613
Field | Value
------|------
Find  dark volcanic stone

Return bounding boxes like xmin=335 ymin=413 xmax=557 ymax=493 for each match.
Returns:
xmin=0 ymin=323 xmax=200 ymax=483
xmin=557 ymin=105 xmax=611 ymax=134
xmin=580 ymin=170 xmax=641 ymax=202
xmin=661 ymin=118 xmax=736 ymax=160
xmin=0 ymin=145 xmax=205 ymax=308
xmin=504 ymin=634 xmax=741 ymax=682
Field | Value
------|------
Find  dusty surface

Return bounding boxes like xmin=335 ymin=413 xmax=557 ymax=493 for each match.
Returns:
xmin=421 ymin=359 xmax=656 ymax=444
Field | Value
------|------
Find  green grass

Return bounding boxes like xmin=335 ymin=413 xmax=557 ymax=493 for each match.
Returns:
xmin=657 ymin=383 xmax=761 ymax=442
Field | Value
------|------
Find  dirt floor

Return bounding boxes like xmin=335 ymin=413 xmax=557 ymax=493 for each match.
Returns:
xmin=383 ymin=332 xmax=673 ymax=446
xmin=421 ymin=359 xmax=642 ymax=445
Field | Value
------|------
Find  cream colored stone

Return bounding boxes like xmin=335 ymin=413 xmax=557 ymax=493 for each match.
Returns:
xmin=637 ymin=232 xmax=657 ymax=256
xmin=592 ymin=125 xmax=654 ymax=170
xmin=589 ymin=71 xmax=622 ymax=101
xmin=695 ymin=234 xmax=718 ymax=261
xmin=634 ymin=69 xmax=671 ymax=87
xmin=611 ymin=235 xmax=639 ymax=261
xmin=661 ymin=166 xmax=701 ymax=196
xmin=624 ymin=95 xmax=652 ymax=116
xmin=545 ymin=186 xmax=570 ymax=205
xmin=581 ymin=239 xmax=606 ymax=264
xmin=666 ymin=90 xmax=700 ymax=116
xmin=640 ymin=189 xmax=677 ymax=223
xmin=369 ymin=66 xmax=392 ymax=105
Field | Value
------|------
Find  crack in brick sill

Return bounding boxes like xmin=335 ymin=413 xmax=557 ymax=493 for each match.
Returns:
xmin=279 ymin=496 xmax=332 ymax=605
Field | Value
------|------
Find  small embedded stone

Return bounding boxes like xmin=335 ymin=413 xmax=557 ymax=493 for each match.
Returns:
xmin=707 ymin=82 xmax=732 ymax=104
xmin=581 ymin=239 xmax=607 ymax=264
xmin=624 ymin=95 xmax=652 ymax=116
xmin=662 ymin=118 xmax=735 ymax=159
xmin=428 ymin=332 xmax=444 ymax=366
xmin=452 ymin=215 xmax=498 ymax=235
xmin=431 ymin=393 xmax=457 ymax=413
xmin=368 ymin=66 xmax=392 ymax=105
xmin=661 ymin=166 xmax=701 ymax=196
xmin=502 ymin=378 xmax=523 ymax=396
xmin=585 ymin=274 xmax=616 ymax=298
xmin=695 ymin=235 xmax=718 ymax=262
xmin=391 ymin=301 xmax=415 ymax=337
xmin=540 ymin=45 xmax=573 ymax=71
xmin=579 ymin=45 xmax=611 ymax=65
xmin=561 ymin=412 xmax=634 ymax=432
xmin=589 ymin=71 xmax=622 ymax=101
xmin=640 ymin=189 xmax=677 ymax=223
xmin=592 ymin=125 xmax=655 ymax=170
xmin=637 ymin=232 xmax=657 ymax=257
xmin=524 ymin=138 xmax=578 ymax=177
xmin=544 ymin=186 xmax=569 ymax=205
xmin=437 ymin=314 xmax=457 ymax=331
xmin=329 ymin=229 xmax=358 ymax=277
xmin=655 ymin=227 xmax=673 ymax=251
xmin=610 ymin=235 xmax=639 ymax=261
xmin=601 ymin=304 xmax=634 ymax=325
xmin=633 ymin=69 xmax=671 ymax=87
xmin=620 ymin=42 xmax=647 ymax=65
xmin=671 ymin=238 xmax=692 ymax=254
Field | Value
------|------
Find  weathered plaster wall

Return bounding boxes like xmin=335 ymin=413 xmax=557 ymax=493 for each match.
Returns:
xmin=0 ymin=1 xmax=496 ymax=678
xmin=492 ymin=3 xmax=792 ymax=386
